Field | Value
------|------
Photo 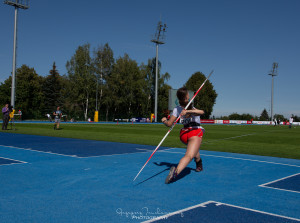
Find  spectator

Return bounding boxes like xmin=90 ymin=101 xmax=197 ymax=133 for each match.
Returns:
xmin=2 ymin=103 xmax=10 ymax=130
xmin=46 ymin=113 xmax=52 ymax=122
xmin=18 ymin=110 xmax=22 ymax=121
xmin=289 ymin=116 xmax=294 ymax=129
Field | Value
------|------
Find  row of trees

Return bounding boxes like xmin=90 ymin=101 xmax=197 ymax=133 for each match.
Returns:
xmin=0 ymin=43 xmax=218 ymax=121
xmin=217 ymin=109 xmax=299 ymax=122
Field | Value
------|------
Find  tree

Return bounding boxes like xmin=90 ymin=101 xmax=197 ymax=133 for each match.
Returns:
xmin=228 ymin=113 xmax=242 ymax=120
xmin=0 ymin=78 xmax=12 ymax=106
xmin=15 ymin=65 xmax=44 ymax=119
xmin=274 ymin=114 xmax=286 ymax=122
xmin=240 ymin=113 xmax=254 ymax=121
xmin=66 ymin=43 xmax=95 ymax=120
xmin=259 ymin=109 xmax=269 ymax=121
xmin=292 ymin=115 xmax=300 ymax=122
xmin=108 ymin=54 xmax=147 ymax=119
xmin=42 ymin=62 xmax=64 ymax=113
xmin=158 ymin=72 xmax=171 ymax=119
xmin=142 ymin=58 xmax=171 ymax=119
xmin=185 ymin=72 xmax=217 ymax=119
xmin=93 ymin=43 xmax=114 ymax=115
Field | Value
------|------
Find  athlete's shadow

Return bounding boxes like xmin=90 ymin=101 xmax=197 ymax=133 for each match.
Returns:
xmin=135 ymin=162 xmax=194 ymax=185
xmin=154 ymin=162 xmax=195 ymax=183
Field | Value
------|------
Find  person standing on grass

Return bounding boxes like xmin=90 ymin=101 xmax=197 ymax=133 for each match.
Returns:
xmin=18 ymin=110 xmax=22 ymax=121
xmin=9 ymin=106 xmax=15 ymax=128
xmin=2 ymin=103 xmax=10 ymax=130
xmin=46 ymin=113 xmax=52 ymax=122
xmin=53 ymin=106 xmax=62 ymax=130
xmin=289 ymin=116 xmax=294 ymax=129
xmin=161 ymin=87 xmax=205 ymax=184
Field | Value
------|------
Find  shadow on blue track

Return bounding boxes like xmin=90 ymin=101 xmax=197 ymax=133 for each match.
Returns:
xmin=135 ymin=162 xmax=197 ymax=186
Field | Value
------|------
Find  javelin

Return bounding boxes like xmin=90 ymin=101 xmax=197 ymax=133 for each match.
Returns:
xmin=133 ymin=70 xmax=214 ymax=181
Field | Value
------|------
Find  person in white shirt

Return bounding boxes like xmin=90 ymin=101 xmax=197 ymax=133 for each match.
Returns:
xmin=289 ymin=117 xmax=294 ymax=129
xmin=53 ymin=107 xmax=62 ymax=130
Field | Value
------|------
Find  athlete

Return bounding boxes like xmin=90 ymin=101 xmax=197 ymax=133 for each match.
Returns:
xmin=161 ymin=87 xmax=205 ymax=184
xmin=53 ymin=106 xmax=62 ymax=130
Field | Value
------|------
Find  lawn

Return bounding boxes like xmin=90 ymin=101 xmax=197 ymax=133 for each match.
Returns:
xmin=4 ymin=122 xmax=300 ymax=160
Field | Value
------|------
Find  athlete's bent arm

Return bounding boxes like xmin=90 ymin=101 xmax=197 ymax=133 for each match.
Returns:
xmin=161 ymin=115 xmax=177 ymax=127
xmin=181 ymin=109 xmax=204 ymax=116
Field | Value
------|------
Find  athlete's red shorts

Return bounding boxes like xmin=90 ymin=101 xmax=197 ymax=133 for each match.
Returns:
xmin=180 ymin=127 xmax=203 ymax=145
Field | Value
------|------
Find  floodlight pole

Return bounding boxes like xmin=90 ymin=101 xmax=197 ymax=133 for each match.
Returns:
xmin=151 ymin=21 xmax=167 ymax=122
xmin=154 ymin=43 xmax=159 ymax=123
xmin=96 ymin=72 xmax=99 ymax=110
xmin=4 ymin=0 xmax=29 ymax=108
xmin=11 ymin=6 xmax=18 ymax=108
xmin=268 ymin=62 xmax=278 ymax=122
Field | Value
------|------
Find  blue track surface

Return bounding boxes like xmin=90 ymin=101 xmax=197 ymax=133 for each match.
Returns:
xmin=0 ymin=132 xmax=299 ymax=223
xmin=0 ymin=132 xmax=166 ymax=157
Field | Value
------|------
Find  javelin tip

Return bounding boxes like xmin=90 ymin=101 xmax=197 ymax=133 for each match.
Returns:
xmin=206 ymin=70 xmax=214 ymax=79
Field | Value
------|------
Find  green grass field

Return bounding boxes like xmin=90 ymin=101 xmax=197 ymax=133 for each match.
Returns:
xmin=4 ymin=123 xmax=300 ymax=160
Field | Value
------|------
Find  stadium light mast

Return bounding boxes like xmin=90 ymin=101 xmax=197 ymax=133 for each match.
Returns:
xmin=4 ymin=0 xmax=29 ymax=108
xmin=151 ymin=20 xmax=167 ymax=122
xmin=268 ymin=62 xmax=278 ymax=122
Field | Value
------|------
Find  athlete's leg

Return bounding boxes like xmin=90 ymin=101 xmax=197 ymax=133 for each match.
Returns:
xmin=176 ymin=136 xmax=202 ymax=175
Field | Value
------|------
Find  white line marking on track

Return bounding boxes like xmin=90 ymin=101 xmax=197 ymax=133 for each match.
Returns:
xmin=202 ymin=129 xmax=282 ymax=144
xmin=260 ymin=172 xmax=300 ymax=186
xmin=259 ymin=173 xmax=300 ymax=194
xmin=260 ymin=185 xmax=300 ymax=194
xmin=203 ymin=133 xmax=257 ymax=143
xmin=142 ymin=201 xmax=300 ymax=223
xmin=201 ymin=153 xmax=300 ymax=168
xmin=142 ymin=201 xmax=215 ymax=223
xmin=158 ymin=148 xmax=300 ymax=168
xmin=0 ymin=144 xmax=76 ymax=158
xmin=0 ymin=156 xmax=27 ymax=166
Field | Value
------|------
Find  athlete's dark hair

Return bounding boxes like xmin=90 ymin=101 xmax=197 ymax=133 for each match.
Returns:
xmin=177 ymin=87 xmax=192 ymax=109
xmin=177 ymin=87 xmax=188 ymax=105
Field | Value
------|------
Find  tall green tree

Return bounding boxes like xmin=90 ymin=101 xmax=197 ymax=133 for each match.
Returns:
xmin=108 ymin=54 xmax=147 ymax=119
xmin=142 ymin=58 xmax=171 ymax=119
xmin=240 ymin=113 xmax=254 ymax=121
xmin=292 ymin=115 xmax=300 ymax=122
xmin=66 ymin=43 xmax=95 ymax=120
xmin=259 ymin=108 xmax=269 ymax=121
xmin=93 ymin=43 xmax=114 ymax=118
xmin=42 ymin=62 xmax=64 ymax=113
xmin=0 ymin=78 xmax=11 ymax=107
xmin=158 ymin=72 xmax=171 ymax=119
xmin=185 ymin=71 xmax=217 ymax=119
xmin=15 ymin=65 xmax=44 ymax=119
xmin=274 ymin=114 xmax=286 ymax=122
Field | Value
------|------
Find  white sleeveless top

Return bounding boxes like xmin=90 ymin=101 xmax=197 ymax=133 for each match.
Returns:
xmin=171 ymin=106 xmax=201 ymax=126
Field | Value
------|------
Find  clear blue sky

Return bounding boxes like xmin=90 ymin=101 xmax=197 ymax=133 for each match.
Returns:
xmin=1 ymin=0 xmax=299 ymax=118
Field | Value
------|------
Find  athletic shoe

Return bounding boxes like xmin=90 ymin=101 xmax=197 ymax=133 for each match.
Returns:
xmin=195 ymin=158 xmax=203 ymax=172
xmin=165 ymin=166 xmax=177 ymax=184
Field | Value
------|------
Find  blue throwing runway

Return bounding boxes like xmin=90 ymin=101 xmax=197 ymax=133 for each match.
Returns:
xmin=0 ymin=132 xmax=299 ymax=223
